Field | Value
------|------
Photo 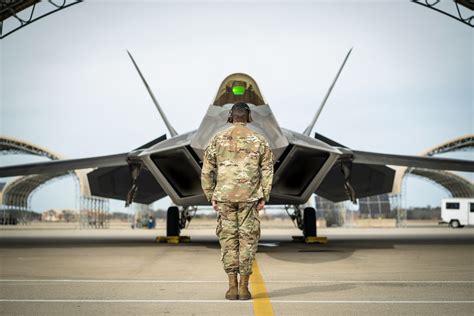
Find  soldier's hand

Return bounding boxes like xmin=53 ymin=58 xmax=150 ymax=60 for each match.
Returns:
xmin=256 ymin=199 xmax=265 ymax=211
xmin=211 ymin=200 xmax=219 ymax=212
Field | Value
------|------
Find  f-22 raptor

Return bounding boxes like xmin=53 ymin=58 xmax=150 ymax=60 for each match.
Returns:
xmin=1 ymin=49 xmax=473 ymax=237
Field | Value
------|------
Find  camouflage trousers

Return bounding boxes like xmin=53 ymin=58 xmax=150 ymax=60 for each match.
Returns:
xmin=215 ymin=201 xmax=261 ymax=275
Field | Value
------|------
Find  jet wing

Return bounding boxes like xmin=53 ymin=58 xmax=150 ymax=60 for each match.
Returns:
xmin=0 ymin=135 xmax=169 ymax=205
xmin=0 ymin=153 xmax=129 ymax=177
xmin=86 ymin=135 xmax=169 ymax=204
xmin=315 ymin=161 xmax=395 ymax=203
xmin=87 ymin=165 xmax=167 ymax=204
xmin=350 ymin=150 xmax=474 ymax=172
xmin=314 ymin=133 xmax=473 ymax=203
xmin=344 ymin=150 xmax=474 ymax=172
xmin=314 ymin=132 xmax=474 ymax=173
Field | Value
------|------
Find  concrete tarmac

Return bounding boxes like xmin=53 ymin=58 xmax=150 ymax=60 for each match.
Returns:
xmin=0 ymin=225 xmax=473 ymax=315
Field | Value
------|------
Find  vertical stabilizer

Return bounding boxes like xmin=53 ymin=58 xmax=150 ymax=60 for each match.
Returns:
xmin=127 ymin=50 xmax=178 ymax=137
xmin=303 ymin=48 xmax=353 ymax=136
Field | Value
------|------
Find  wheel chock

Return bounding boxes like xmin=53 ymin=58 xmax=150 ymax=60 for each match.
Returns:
xmin=292 ymin=235 xmax=328 ymax=244
xmin=179 ymin=236 xmax=191 ymax=243
xmin=305 ymin=236 xmax=327 ymax=244
xmin=156 ymin=236 xmax=191 ymax=244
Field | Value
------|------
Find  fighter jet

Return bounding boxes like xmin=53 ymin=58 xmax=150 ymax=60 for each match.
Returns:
xmin=1 ymin=49 xmax=473 ymax=237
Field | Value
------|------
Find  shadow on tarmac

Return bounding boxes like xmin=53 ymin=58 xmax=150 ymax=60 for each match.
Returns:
xmin=1 ymin=233 xmax=472 ymax=253
xmin=262 ymin=283 xmax=355 ymax=299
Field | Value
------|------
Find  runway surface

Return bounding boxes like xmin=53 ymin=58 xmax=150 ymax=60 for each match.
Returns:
xmin=1 ymin=226 xmax=473 ymax=315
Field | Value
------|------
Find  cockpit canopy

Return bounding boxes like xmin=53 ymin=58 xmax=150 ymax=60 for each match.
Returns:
xmin=212 ymin=73 xmax=266 ymax=106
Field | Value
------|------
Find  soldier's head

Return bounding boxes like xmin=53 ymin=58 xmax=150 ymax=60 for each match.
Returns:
xmin=227 ymin=102 xmax=253 ymax=123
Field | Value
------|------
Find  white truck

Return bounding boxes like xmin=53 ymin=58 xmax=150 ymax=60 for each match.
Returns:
xmin=441 ymin=198 xmax=474 ymax=228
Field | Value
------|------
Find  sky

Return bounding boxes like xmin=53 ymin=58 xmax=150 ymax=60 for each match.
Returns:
xmin=1 ymin=0 xmax=473 ymax=214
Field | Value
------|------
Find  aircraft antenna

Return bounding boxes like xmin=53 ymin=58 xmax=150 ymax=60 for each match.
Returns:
xmin=127 ymin=50 xmax=178 ymax=137
xmin=303 ymin=48 xmax=353 ymax=136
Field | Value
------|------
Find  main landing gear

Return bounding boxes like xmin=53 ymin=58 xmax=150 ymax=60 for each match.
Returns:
xmin=303 ymin=207 xmax=317 ymax=237
xmin=285 ymin=205 xmax=327 ymax=243
xmin=157 ymin=206 xmax=196 ymax=244
xmin=166 ymin=205 xmax=196 ymax=237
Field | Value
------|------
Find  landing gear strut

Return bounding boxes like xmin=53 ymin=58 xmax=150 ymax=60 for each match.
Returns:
xmin=166 ymin=205 xmax=196 ymax=236
xmin=285 ymin=205 xmax=317 ymax=237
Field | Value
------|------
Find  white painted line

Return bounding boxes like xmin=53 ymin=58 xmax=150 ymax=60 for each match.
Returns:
xmin=0 ymin=280 xmax=225 ymax=283
xmin=265 ymin=280 xmax=474 ymax=284
xmin=0 ymin=299 xmax=472 ymax=304
xmin=0 ymin=299 xmax=249 ymax=303
xmin=258 ymin=243 xmax=278 ymax=247
xmin=0 ymin=279 xmax=472 ymax=284
xmin=271 ymin=301 xmax=474 ymax=304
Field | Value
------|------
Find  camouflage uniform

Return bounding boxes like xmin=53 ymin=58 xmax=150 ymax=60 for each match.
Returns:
xmin=201 ymin=121 xmax=274 ymax=275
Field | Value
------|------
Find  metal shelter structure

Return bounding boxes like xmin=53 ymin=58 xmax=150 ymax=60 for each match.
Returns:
xmin=412 ymin=0 xmax=474 ymax=27
xmin=0 ymin=0 xmax=82 ymax=39
xmin=392 ymin=134 xmax=474 ymax=198
xmin=0 ymin=136 xmax=109 ymax=228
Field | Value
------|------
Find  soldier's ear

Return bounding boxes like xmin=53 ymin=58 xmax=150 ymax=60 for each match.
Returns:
xmin=227 ymin=109 xmax=233 ymax=123
xmin=247 ymin=111 xmax=253 ymax=123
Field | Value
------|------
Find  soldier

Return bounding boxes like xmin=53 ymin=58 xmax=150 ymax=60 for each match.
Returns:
xmin=201 ymin=102 xmax=274 ymax=300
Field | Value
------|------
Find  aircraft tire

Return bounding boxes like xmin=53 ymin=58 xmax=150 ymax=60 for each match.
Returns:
xmin=167 ymin=206 xmax=180 ymax=236
xmin=303 ymin=207 xmax=317 ymax=237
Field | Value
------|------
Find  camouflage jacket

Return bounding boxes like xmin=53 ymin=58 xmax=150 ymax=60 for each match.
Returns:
xmin=201 ymin=122 xmax=274 ymax=203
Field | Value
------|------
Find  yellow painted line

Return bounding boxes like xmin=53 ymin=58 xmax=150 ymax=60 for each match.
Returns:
xmin=250 ymin=259 xmax=275 ymax=316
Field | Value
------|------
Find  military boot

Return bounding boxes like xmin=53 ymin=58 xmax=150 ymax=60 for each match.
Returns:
xmin=239 ymin=274 xmax=252 ymax=300
xmin=225 ymin=273 xmax=239 ymax=300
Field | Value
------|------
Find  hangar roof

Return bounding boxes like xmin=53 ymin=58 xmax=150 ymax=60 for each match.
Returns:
xmin=392 ymin=134 xmax=474 ymax=197
xmin=0 ymin=0 xmax=82 ymax=39
xmin=0 ymin=136 xmax=91 ymax=209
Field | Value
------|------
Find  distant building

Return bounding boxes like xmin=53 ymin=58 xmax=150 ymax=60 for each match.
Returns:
xmin=42 ymin=210 xmax=59 ymax=222
xmin=41 ymin=209 xmax=76 ymax=222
